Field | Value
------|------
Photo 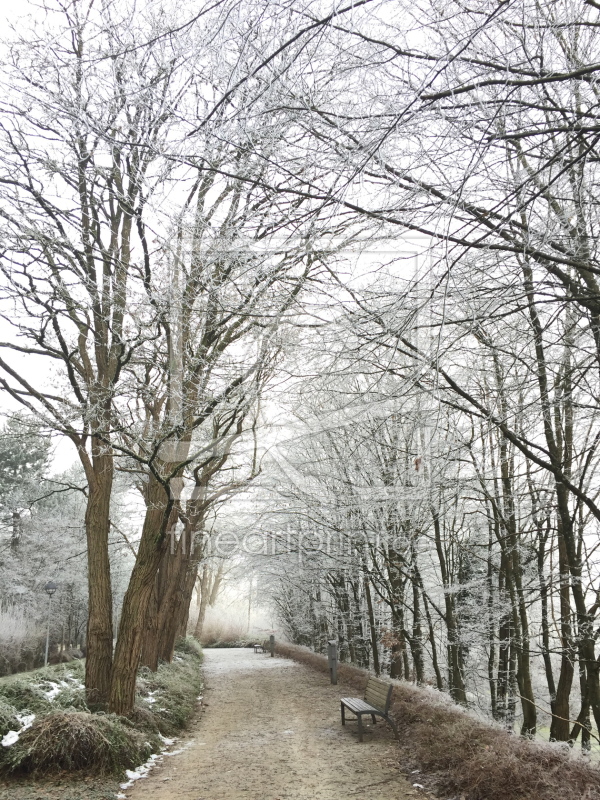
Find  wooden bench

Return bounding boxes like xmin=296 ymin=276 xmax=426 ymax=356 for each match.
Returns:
xmin=253 ymin=640 xmax=269 ymax=653
xmin=340 ymin=677 xmax=399 ymax=742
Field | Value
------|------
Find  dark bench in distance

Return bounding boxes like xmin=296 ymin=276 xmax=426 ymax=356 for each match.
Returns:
xmin=340 ymin=676 xmax=399 ymax=742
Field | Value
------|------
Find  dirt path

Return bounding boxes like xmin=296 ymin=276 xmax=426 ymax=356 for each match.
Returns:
xmin=124 ymin=648 xmax=424 ymax=800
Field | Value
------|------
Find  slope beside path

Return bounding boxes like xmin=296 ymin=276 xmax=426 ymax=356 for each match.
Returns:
xmin=124 ymin=648 xmax=423 ymax=800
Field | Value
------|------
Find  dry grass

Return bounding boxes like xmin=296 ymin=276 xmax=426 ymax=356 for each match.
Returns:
xmin=135 ymin=637 xmax=204 ymax=735
xmin=275 ymin=643 xmax=600 ymax=800
xmin=200 ymin=617 xmax=249 ymax=647
xmin=0 ymin=711 xmax=160 ymax=776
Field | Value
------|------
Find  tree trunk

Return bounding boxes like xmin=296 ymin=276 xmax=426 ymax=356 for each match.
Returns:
xmin=363 ymin=574 xmax=380 ymax=676
xmin=139 ymin=577 xmax=160 ymax=671
xmin=193 ymin=563 xmax=223 ymax=640
xmin=432 ymin=512 xmax=466 ymax=703
xmin=84 ymin=445 xmax=114 ymax=709
xmin=157 ymin=547 xmax=197 ymax=661
xmin=108 ymin=475 xmax=172 ymax=716
xmin=410 ymin=575 xmax=425 ymax=684
xmin=550 ymin=531 xmax=575 ymax=741
xmin=194 ymin=564 xmax=211 ymax=640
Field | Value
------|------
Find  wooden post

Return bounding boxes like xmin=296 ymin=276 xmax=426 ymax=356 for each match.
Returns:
xmin=327 ymin=639 xmax=338 ymax=685
xmin=269 ymin=634 xmax=275 ymax=657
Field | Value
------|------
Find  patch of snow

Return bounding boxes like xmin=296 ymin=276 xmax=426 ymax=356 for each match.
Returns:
xmin=39 ymin=678 xmax=79 ymax=701
xmin=120 ymin=755 xmax=159 ymax=790
xmin=16 ymin=714 xmax=35 ymax=731
xmin=164 ymin=739 xmax=195 ymax=757
xmin=143 ymin=689 xmax=160 ymax=705
xmin=1 ymin=712 xmax=36 ymax=747
xmin=43 ymin=682 xmax=62 ymax=700
xmin=1 ymin=730 xmax=19 ymax=747
xmin=118 ymin=731 xmax=188 ymax=790
xmin=413 ymin=784 xmax=424 ymax=789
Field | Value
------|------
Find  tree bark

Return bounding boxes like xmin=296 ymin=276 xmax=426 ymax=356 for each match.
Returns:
xmin=363 ymin=573 xmax=380 ymax=676
xmin=83 ymin=443 xmax=114 ymax=709
xmin=109 ymin=474 xmax=173 ymax=715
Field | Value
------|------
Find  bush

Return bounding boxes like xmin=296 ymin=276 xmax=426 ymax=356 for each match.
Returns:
xmin=51 ymin=684 xmax=88 ymax=712
xmin=0 ymin=661 xmax=87 ymax=715
xmin=201 ymin=639 xmax=255 ymax=648
xmin=0 ymin=681 xmax=53 ymax=715
xmin=0 ymin=698 xmax=19 ymax=737
xmin=174 ymin=636 xmax=203 ymax=659
xmin=136 ymin=641 xmax=203 ymax=736
xmin=0 ymin=711 xmax=161 ymax=775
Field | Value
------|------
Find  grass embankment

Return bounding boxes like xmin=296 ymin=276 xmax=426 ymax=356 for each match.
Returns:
xmin=275 ymin=642 xmax=600 ymax=800
xmin=0 ymin=637 xmax=203 ymax=778
xmin=201 ymin=638 xmax=255 ymax=648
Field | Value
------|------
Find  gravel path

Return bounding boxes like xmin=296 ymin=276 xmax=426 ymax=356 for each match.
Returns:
xmin=124 ymin=648 xmax=423 ymax=800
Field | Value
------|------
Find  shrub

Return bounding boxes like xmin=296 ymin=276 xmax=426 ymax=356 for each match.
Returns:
xmin=136 ymin=643 xmax=203 ymax=736
xmin=51 ymin=684 xmax=88 ymax=712
xmin=0 ymin=698 xmax=19 ymax=737
xmin=174 ymin=636 xmax=203 ymax=659
xmin=0 ymin=711 xmax=161 ymax=775
xmin=0 ymin=681 xmax=53 ymax=715
xmin=0 ymin=661 xmax=87 ymax=715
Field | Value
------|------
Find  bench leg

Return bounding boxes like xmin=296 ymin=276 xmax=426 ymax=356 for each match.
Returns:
xmin=357 ymin=713 xmax=364 ymax=742
xmin=341 ymin=702 xmax=345 ymax=725
xmin=387 ymin=715 xmax=399 ymax=740
xmin=371 ymin=714 xmax=376 ymax=724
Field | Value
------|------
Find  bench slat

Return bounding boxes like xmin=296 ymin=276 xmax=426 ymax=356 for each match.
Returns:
xmin=364 ymin=678 xmax=392 ymax=711
xmin=340 ymin=698 xmax=381 ymax=712
xmin=366 ymin=680 xmax=390 ymax=690
xmin=365 ymin=685 xmax=389 ymax=699
xmin=365 ymin=689 xmax=389 ymax=703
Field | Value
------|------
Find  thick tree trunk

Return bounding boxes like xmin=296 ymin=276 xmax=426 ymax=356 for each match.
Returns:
xmin=108 ymin=475 xmax=172 ymax=716
xmin=140 ymin=538 xmax=179 ymax=670
xmin=84 ymin=445 xmax=114 ymax=709
xmin=171 ymin=560 xmax=199 ymax=647
xmin=139 ymin=577 xmax=160 ymax=671
xmin=157 ymin=550 xmax=196 ymax=661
